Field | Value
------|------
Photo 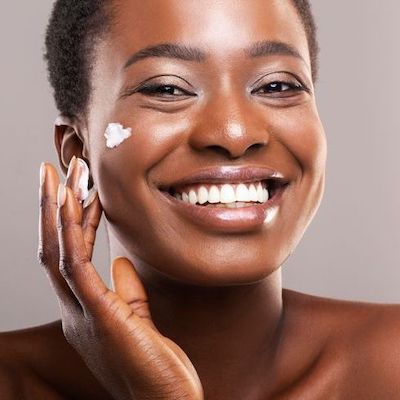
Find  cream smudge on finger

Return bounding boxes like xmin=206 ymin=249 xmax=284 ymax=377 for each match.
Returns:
xmin=66 ymin=156 xmax=90 ymax=202
xmin=76 ymin=158 xmax=90 ymax=202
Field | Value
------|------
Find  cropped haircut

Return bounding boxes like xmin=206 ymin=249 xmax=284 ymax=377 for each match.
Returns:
xmin=44 ymin=0 xmax=319 ymax=119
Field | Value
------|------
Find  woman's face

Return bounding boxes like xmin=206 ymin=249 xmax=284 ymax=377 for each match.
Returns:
xmin=83 ymin=0 xmax=326 ymax=286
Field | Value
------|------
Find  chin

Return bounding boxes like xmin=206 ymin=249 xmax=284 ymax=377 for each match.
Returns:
xmin=136 ymin=245 xmax=285 ymax=288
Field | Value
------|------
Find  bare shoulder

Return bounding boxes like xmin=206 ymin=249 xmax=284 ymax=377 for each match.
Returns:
xmin=0 ymin=320 xmax=67 ymax=399
xmin=283 ymin=288 xmax=400 ymax=398
xmin=0 ymin=320 xmax=112 ymax=399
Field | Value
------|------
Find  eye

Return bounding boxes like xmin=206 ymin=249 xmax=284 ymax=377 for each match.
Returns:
xmin=137 ymin=84 xmax=192 ymax=98
xmin=253 ymin=81 xmax=306 ymax=95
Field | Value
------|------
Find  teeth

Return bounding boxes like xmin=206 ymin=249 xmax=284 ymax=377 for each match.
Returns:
xmin=248 ymin=184 xmax=258 ymax=202
xmin=220 ymin=184 xmax=236 ymax=203
xmin=178 ymin=182 xmax=271 ymax=206
xmin=235 ymin=184 xmax=250 ymax=201
xmin=188 ymin=190 xmax=197 ymax=205
xmin=257 ymin=182 xmax=264 ymax=202
xmin=198 ymin=186 xmax=208 ymax=204
xmin=208 ymin=185 xmax=220 ymax=203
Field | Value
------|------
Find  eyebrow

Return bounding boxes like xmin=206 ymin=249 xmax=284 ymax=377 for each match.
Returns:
xmin=123 ymin=40 xmax=305 ymax=69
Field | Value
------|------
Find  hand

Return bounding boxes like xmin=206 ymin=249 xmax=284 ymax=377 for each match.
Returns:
xmin=38 ymin=158 xmax=204 ymax=400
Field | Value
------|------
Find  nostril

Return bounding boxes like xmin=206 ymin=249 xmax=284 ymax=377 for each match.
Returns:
xmin=249 ymin=142 xmax=265 ymax=150
xmin=206 ymin=145 xmax=232 ymax=158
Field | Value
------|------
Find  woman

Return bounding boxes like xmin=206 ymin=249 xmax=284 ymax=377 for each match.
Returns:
xmin=1 ymin=0 xmax=400 ymax=398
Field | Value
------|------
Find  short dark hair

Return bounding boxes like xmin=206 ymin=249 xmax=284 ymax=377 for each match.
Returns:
xmin=44 ymin=0 xmax=319 ymax=119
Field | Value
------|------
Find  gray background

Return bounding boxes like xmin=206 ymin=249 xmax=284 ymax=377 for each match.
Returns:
xmin=1 ymin=1 xmax=399 ymax=331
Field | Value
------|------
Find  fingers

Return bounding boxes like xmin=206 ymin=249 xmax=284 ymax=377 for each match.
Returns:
xmin=66 ymin=155 xmax=100 ymax=260
xmin=39 ymin=157 xmax=104 ymax=317
xmin=57 ymin=184 xmax=109 ymax=313
xmin=65 ymin=155 xmax=89 ymax=204
xmin=111 ymin=257 xmax=157 ymax=330
xmin=38 ymin=163 xmax=80 ymax=311
xmin=82 ymin=190 xmax=102 ymax=260
xmin=65 ymin=156 xmax=80 ymax=198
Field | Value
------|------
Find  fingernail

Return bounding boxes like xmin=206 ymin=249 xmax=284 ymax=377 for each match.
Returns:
xmin=57 ymin=184 xmax=67 ymax=208
xmin=66 ymin=156 xmax=77 ymax=180
xmin=83 ymin=187 xmax=98 ymax=208
xmin=40 ymin=163 xmax=46 ymax=186
xmin=76 ymin=158 xmax=90 ymax=202
xmin=54 ymin=116 xmax=64 ymax=126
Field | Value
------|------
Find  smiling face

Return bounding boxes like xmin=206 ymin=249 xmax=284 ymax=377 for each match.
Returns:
xmin=81 ymin=0 xmax=326 ymax=286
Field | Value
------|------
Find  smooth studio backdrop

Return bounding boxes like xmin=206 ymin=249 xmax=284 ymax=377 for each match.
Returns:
xmin=1 ymin=1 xmax=399 ymax=331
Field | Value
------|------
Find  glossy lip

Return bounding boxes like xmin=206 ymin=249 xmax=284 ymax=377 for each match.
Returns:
xmin=157 ymin=166 xmax=288 ymax=193
xmin=158 ymin=182 xmax=289 ymax=233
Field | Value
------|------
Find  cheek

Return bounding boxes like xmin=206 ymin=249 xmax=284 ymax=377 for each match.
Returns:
xmin=273 ymin=104 xmax=327 ymax=243
xmin=103 ymin=109 xmax=192 ymax=167
xmin=274 ymin=105 xmax=327 ymax=177
xmin=87 ymin=111 xmax=192 ymax=218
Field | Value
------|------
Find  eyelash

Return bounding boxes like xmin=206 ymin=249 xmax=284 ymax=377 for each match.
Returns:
xmin=137 ymin=84 xmax=190 ymax=97
xmin=252 ymin=81 xmax=307 ymax=95
xmin=136 ymin=81 xmax=308 ymax=98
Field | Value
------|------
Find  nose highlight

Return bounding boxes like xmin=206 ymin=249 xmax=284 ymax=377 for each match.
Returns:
xmin=188 ymin=102 xmax=270 ymax=159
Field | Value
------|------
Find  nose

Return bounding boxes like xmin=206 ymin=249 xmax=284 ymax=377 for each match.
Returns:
xmin=188 ymin=92 xmax=270 ymax=159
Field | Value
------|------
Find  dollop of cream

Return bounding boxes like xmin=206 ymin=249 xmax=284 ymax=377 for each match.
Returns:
xmin=104 ymin=123 xmax=132 ymax=148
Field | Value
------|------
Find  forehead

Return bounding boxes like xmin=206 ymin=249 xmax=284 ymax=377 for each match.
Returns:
xmin=107 ymin=0 xmax=309 ymax=67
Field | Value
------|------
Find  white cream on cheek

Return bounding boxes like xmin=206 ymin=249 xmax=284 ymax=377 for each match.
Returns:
xmin=104 ymin=122 xmax=132 ymax=148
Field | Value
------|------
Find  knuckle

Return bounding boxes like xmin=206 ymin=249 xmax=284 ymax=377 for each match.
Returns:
xmin=58 ymin=257 xmax=76 ymax=279
xmin=39 ymin=193 xmax=57 ymax=210
xmin=83 ymin=219 xmax=98 ymax=233
xmin=85 ymin=238 xmax=95 ymax=249
xmin=56 ymin=218 xmax=70 ymax=232
xmin=58 ymin=219 xmax=79 ymax=231
xmin=37 ymin=244 xmax=59 ymax=268
xmin=58 ymin=261 xmax=73 ymax=280
xmin=59 ymin=254 xmax=89 ymax=279
xmin=37 ymin=248 xmax=50 ymax=267
xmin=56 ymin=219 xmax=63 ymax=231
xmin=127 ymin=298 xmax=152 ymax=320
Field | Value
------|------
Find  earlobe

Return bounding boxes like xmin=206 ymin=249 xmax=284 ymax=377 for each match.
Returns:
xmin=54 ymin=116 xmax=89 ymax=176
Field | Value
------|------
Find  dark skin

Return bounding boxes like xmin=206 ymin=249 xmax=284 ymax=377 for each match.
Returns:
xmin=2 ymin=0 xmax=400 ymax=398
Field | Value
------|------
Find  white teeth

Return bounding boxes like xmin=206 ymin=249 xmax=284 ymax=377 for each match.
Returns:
xmin=248 ymin=184 xmax=258 ymax=202
xmin=188 ymin=190 xmax=198 ymax=205
xmin=198 ymin=186 xmax=208 ymax=204
xmin=208 ymin=185 xmax=220 ymax=203
xmin=220 ymin=184 xmax=236 ymax=203
xmin=256 ymin=182 xmax=264 ymax=202
xmin=176 ymin=181 xmax=271 ymax=206
xmin=235 ymin=184 xmax=250 ymax=202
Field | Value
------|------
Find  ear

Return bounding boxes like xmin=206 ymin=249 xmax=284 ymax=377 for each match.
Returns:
xmin=54 ymin=115 xmax=90 ymax=177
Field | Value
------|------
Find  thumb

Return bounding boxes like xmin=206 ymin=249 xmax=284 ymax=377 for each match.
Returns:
xmin=110 ymin=257 xmax=156 ymax=329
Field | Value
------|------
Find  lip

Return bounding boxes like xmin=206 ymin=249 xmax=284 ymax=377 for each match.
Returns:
xmin=158 ymin=182 xmax=289 ymax=233
xmin=157 ymin=166 xmax=288 ymax=193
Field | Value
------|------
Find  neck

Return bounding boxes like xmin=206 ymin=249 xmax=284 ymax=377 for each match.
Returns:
xmin=108 ymin=230 xmax=285 ymax=397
